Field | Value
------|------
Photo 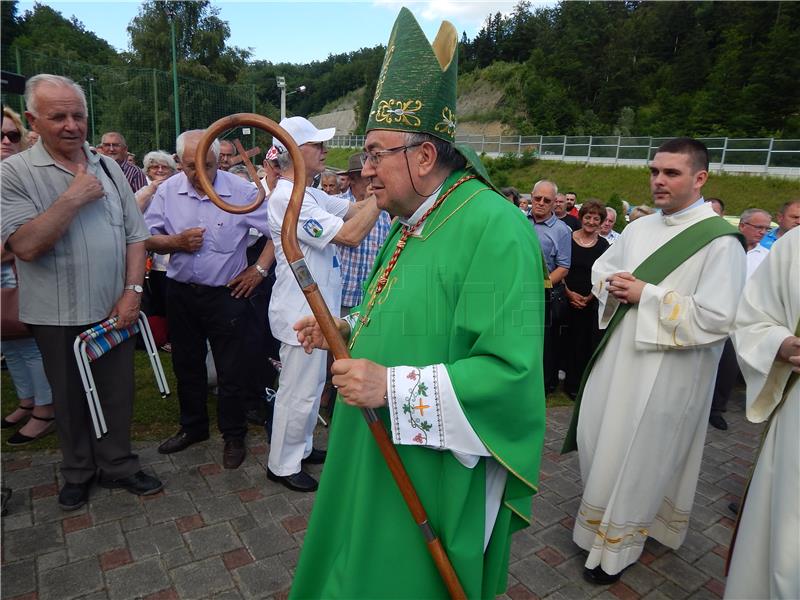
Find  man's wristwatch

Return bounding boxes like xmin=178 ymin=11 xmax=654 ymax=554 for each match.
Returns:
xmin=124 ymin=284 xmax=144 ymax=293
xmin=254 ymin=264 xmax=268 ymax=278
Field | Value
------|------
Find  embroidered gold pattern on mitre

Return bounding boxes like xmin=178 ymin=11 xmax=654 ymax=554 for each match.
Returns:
xmin=371 ymin=44 xmax=395 ymax=116
xmin=434 ymin=106 xmax=457 ymax=136
xmin=375 ymin=99 xmax=423 ymax=127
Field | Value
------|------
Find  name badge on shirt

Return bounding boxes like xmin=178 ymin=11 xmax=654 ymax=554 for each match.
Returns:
xmin=303 ymin=219 xmax=324 ymax=238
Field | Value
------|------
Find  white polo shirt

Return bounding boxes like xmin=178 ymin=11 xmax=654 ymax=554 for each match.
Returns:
xmin=268 ymin=178 xmax=350 ymax=345
xmin=745 ymin=244 xmax=769 ymax=280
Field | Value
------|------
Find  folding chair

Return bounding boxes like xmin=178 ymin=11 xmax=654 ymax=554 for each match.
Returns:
xmin=73 ymin=312 xmax=170 ymax=439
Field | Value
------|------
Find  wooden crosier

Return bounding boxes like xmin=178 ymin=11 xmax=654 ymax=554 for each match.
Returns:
xmin=194 ymin=113 xmax=467 ymax=600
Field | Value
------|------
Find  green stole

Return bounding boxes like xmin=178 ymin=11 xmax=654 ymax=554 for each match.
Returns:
xmin=561 ymin=216 xmax=744 ymax=453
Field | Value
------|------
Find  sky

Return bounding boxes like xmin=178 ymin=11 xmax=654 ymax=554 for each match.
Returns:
xmin=15 ymin=0 xmax=546 ymax=65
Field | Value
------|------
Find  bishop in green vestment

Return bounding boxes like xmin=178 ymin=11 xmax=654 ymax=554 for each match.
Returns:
xmin=289 ymin=8 xmax=546 ymax=598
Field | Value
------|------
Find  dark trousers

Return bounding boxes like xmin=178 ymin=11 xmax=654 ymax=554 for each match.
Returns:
xmin=243 ymin=238 xmax=280 ymax=416
xmin=543 ymin=286 xmax=565 ymax=392
xmin=143 ymin=270 xmax=168 ymax=317
xmin=31 ymin=324 xmax=140 ymax=484
xmin=166 ymin=279 xmax=249 ymax=440
xmin=711 ymin=338 xmax=739 ymax=417
xmin=564 ymin=300 xmax=603 ymax=397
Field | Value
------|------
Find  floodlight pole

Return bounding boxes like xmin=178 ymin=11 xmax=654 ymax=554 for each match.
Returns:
xmin=277 ymin=76 xmax=307 ymax=121
xmin=86 ymin=76 xmax=96 ymax=146
xmin=167 ymin=8 xmax=181 ymax=141
xmin=277 ymin=76 xmax=287 ymax=121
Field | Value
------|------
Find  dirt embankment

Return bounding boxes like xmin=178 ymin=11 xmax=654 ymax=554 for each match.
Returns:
xmin=310 ymin=110 xmax=357 ymax=135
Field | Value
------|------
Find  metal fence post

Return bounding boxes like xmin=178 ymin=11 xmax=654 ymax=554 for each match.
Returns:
xmin=251 ymin=85 xmax=257 ymax=155
xmin=518 ymin=136 xmax=522 ymax=156
xmin=152 ymin=70 xmax=160 ymax=150
xmin=614 ymin=136 xmax=621 ymax=165
xmin=15 ymin=47 xmax=25 ymax=116
xmin=562 ymin=135 xmax=566 ymax=159
xmin=764 ymin=137 xmax=774 ymax=172
xmin=720 ymin=137 xmax=728 ymax=167
xmin=587 ymin=135 xmax=593 ymax=163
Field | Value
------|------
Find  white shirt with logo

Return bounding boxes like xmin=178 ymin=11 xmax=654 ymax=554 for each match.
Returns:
xmin=268 ymin=178 xmax=350 ymax=345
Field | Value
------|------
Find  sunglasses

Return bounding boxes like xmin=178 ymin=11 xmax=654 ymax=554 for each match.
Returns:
xmin=2 ymin=130 xmax=22 ymax=144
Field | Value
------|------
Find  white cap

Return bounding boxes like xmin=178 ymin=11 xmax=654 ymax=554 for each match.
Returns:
xmin=273 ymin=116 xmax=335 ymax=152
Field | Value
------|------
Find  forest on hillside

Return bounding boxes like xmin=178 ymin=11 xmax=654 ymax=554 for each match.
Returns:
xmin=3 ymin=0 xmax=798 ymax=142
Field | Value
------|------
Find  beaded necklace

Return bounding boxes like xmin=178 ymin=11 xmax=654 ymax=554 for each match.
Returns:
xmin=348 ymin=174 xmax=476 ymax=350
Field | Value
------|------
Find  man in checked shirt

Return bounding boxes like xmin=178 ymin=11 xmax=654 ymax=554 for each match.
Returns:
xmin=337 ymin=152 xmax=392 ymax=317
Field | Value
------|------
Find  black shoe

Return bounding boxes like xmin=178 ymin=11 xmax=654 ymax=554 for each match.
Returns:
xmin=6 ymin=415 xmax=56 ymax=445
xmin=709 ymin=414 xmax=728 ymax=430
xmin=301 ymin=448 xmax=327 ymax=465
xmin=157 ymin=430 xmax=209 ymax=454
xmin=59 ymin=480 xmax=91 ymax=511
xmin=223 ymin=438 xmax=246 ymax=469
xmin=583 ymin=566 xmax=622 ymax=585
xmin=267 ymin=468 xmax=318 ymax=492
xmin=729 ymin=501 xmax=740 ymax=515
xmin=1 ymin=404 xmax=33 ymax=429
xmin=98 ymin=470 xmax=163 ymax=496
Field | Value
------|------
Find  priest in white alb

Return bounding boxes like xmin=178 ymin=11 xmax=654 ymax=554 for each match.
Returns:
xmin=725 ymin=226 xmax=799 ymax=600
xmin=563 ymin=137 xmax=747 ymax=585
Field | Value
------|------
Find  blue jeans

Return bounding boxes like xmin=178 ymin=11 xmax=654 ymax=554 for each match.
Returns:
xmin=3 ymin=338 xmax=53 ymax=406
xmin=2 ymin=262 xmax=53 ymax=406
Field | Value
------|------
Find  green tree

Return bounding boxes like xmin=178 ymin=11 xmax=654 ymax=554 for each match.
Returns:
xmin=127 ymin=0 xmax=249 ymax=84
xmin=11 ymin=3 xmax=118 ymax=64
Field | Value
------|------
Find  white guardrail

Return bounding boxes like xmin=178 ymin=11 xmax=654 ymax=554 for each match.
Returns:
xmin=328 ymin=135 xmax=800 ymax=178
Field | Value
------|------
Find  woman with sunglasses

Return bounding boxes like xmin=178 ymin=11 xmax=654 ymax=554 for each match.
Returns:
xmin=1 ymin=107 xmax=56 ymax=445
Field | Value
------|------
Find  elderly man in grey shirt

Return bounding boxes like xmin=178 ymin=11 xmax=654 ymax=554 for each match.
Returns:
xmin=1 ymin=74 xmax=162 ymax=510
xmin=528 ymin=179 xmax=572 ymax=394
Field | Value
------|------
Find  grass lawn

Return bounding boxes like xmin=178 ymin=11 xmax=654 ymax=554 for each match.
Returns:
xmin=2 ymin=347 xmax=571 ymax=453
xmin=1 ymin=349 xmax=188 ymax=452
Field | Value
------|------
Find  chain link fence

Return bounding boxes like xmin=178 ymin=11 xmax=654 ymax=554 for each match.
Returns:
xmin=5 ymin=49 xmax=799 ymax=178
xmin=1 ymin=48 xmax=278 ymax=161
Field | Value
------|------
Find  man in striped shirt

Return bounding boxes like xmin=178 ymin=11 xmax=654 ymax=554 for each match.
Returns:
xmin=99 ymin=131 xmax=147 ymax=193
xmin=337 ymin=152 xmax=392 ymax=315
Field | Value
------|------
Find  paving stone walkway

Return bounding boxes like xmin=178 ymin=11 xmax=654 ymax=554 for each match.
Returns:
xmin=1 ymin=396 xmax=760 ymax=600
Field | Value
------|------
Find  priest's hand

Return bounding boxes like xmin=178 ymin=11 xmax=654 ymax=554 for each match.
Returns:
xmin=331 ymin=358 xmax=388 ymax=408
xmin=294 ymin=315 xmax=351 ymax=353
xmin=606 ymin=272 xmax=645 ymax=304
xmin=777 ymin=335 xmax=800 ymax=372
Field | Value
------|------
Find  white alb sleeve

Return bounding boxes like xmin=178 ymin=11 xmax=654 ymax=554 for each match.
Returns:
xmin=386 ymin=364 xmax=490 ymax=468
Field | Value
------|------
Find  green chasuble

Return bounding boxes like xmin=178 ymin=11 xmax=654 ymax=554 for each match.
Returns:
xmin=290 ymin=172 xmax=547 ymax=599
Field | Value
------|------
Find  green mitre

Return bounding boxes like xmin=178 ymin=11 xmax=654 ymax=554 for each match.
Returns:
xmin=367 ymin=7 xmax=458 ymax=142
xmin=367 ymin=7 xmax=498 ymax=190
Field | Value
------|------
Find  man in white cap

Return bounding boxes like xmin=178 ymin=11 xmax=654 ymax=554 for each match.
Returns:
xmin=266 ymin=116 xmax=382 ymax=491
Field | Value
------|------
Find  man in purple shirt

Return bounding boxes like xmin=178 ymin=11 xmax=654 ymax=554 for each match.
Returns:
xmin=98 ymin=132 xmax=148 ymax=193
xmin=144 ymin=130 xmax=273 ymax=469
